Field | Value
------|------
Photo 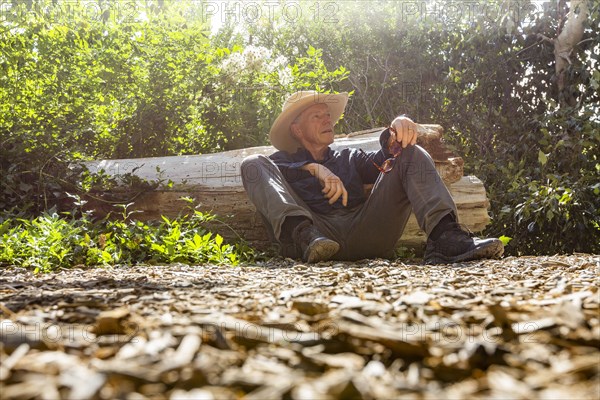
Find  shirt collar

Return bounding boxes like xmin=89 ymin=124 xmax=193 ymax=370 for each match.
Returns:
xmin=293 ymin=147 xmax=334 ymax=162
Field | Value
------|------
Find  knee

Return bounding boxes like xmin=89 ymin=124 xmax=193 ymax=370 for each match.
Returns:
xmin=399 ymin=144 xmax=431 ymax=159
xmin=412 ymin=145 xmax=435 ymax=163
xmin=241 ymin=154 xmax=272 ymax=183
xmin=241 ymin=154 xmax=269 ymax=170
xmin=396 ymin=145 xmax=434 ymax=167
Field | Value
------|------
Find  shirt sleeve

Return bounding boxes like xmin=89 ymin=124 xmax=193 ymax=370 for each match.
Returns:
xmin=353 ymin=128 xmax=394 ymax=184
xmin=269 ymin=151 xmax=313 ymax=182
xmin=379 ymin=127 xmax=394 ymax=158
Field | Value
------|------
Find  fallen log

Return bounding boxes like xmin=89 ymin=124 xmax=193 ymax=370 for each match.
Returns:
xmin=82 ymin=125 xmax=490 ymax=251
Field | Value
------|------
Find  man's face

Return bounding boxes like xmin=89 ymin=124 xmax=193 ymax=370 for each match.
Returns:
xmin=292 ymin=103 xmax=334 ymax=150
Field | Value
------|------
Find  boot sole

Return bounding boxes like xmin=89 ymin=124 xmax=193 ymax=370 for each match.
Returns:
xmin=424 ymin=239 xmax=504 ymax=265
xmin=305 ymin=238 xmax=340 ymax=263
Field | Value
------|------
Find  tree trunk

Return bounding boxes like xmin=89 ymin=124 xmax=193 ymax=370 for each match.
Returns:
xmin=82 ymin=125 xmax=491 ymax=251
xmin=554 ymin=0 xmax=588 ymax=107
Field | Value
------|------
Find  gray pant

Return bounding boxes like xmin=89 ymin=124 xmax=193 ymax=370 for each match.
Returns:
xmin=241 ymin=145 xmax=457 ymax=260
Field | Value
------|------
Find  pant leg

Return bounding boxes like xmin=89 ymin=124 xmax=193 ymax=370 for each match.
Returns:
xmin=338 ymin=145 xmax=457 ymax=260
xmin=240 ymin=154 xmax=313 ymax=241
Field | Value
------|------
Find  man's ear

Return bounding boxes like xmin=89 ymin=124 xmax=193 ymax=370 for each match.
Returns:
xmin=290 ymin=123 xmax=301 ymax=140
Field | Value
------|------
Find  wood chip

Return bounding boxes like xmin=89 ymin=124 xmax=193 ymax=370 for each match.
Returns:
xmin=0 ymin=255 xmax=598 ymax=399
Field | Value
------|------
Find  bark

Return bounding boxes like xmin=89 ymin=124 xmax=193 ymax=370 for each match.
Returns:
xmin=554 ymin=0 xmax=588 ymax=106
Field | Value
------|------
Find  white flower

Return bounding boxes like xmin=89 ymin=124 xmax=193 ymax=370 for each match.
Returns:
xmin=243 ymin=45 xmax=272 ymax=72
xmin=264 ymin=55 xmax=289 ymax=73
xmin=278 ymin=66 xmax=293 ymax=86
xmin=221 ymin=46 xmax=278 ymax=75
xmin=273 ymin=55 xmax=288 ymax=68
xmin=221 ymin=52 xmax=246 ymax=74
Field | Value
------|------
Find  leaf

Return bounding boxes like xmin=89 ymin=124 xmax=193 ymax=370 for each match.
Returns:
xmin=193 ymin=233 xmax=203 ymax=248
xmin=538 ymin=150 xmax=548 ymax=166
xmin=499 ymin=235 xmax=512 ymax=246
xmin=101 ymin=250 xmax=112 ymax=263
xmin=151 ymin=243 xmax=166 ymax=253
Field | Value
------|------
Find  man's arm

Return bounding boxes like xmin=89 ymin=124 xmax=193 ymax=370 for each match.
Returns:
xmin=355 ymin=116 xmax=418 ymax=183
xmin=301 ymin=163 xmax=348 ymax=207
xmin=269 ymin=151 xmax=313 ymax=182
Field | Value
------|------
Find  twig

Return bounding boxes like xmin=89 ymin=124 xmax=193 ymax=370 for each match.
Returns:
xmin=38 ymin=150 xmax=68 ymax=210
xmin=0 ymin=302 xmax=15 ymax=317
xmin=576 ymin=37 xmax=595 ymax=46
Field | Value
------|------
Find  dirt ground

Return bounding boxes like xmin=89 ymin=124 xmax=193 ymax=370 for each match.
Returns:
xmin=1 ymin=254 xmax=599 ymax=399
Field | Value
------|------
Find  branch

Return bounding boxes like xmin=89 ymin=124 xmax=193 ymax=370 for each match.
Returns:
xmin=536 ymin=34 xmax=555 ymax=45
xmin=577 ymin=37 xmax=596 ymax=46
xmin=371 ymin=54 xmax=390 ymax=114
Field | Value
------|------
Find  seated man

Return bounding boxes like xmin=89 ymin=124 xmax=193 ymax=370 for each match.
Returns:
xmin=241 ymin=91 xmax=503 ymax=264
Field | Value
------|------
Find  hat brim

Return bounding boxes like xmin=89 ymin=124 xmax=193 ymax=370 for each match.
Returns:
xmin=269 ymin=92 xmax=349 ymax=153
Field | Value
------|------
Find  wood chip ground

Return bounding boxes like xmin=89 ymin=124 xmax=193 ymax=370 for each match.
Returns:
xmin=1 ymin=255 xmax=599 ymax=399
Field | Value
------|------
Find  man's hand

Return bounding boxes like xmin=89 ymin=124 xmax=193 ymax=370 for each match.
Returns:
xmin=302 ymin=163 xmax=348 ymax=206
xmin=390 ymin=116 xmax=418 ymax=149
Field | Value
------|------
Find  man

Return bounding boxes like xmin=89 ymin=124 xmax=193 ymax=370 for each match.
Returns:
xmin=241 ymin=91 xmax=503 ymax=264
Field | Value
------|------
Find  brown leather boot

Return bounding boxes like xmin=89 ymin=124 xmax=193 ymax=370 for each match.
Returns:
xmin=292 ymin=220 xmax=339 ymax=263
xmin=423 ymin=222 xmax=503 ymax=264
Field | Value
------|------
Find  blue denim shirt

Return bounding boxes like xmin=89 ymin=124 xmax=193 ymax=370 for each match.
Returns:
xmin=270 ymin=128 xmax=394 ymax=214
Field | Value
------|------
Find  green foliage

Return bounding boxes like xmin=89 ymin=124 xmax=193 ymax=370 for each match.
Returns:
xmin=0 ymin=206 xmax=254 ymax=273
xmin=199 ymin=43 xmax=348 ymax=149
xmin=422 ymin=1 xmax=600 ymax=255
xmin=0 ymin=212 xmax=86 ymax=273
xmin=0 ymin=0 xmax=348 ymax=214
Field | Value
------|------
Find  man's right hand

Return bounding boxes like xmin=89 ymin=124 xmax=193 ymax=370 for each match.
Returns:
xmin=301 ymin=163 xmax=348 ymax=206
xmin=390 ymin=116 xmax=418 ymax=149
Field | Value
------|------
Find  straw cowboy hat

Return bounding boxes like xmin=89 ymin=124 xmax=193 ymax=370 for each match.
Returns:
xmin=269 ymin=91 xmax=349 ymax=153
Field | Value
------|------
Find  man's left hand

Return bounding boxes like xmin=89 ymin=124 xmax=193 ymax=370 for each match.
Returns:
xmin=390 ymin=116 xmax=418 ymax=149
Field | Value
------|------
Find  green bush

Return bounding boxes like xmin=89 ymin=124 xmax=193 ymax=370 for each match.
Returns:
xmin=0 ymin=205 xmax=255 ymax=273
xmin=0 ymin=0 xmax=348 ymax=214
